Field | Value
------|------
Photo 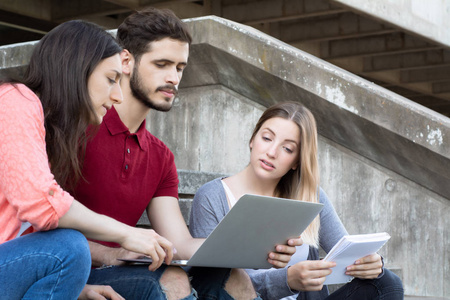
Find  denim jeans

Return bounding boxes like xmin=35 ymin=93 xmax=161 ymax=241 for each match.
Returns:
xmin=188 ymin=267 xmax=262 ymax=300
xmin=0 ymin=229 xmax=91 ymax=300
xmin=88 ymin=264 xmax=196 ymax=300
xmin=325 ymin=268 xmax=404 ymax=300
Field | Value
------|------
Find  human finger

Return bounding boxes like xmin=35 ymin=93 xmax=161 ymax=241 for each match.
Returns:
xmin=267 ymin=254 xmax=291 ymax=268
xmin=346 ymin=261 xmax=382 ymax=278
xmin=298 ymin=276 xmax=327 ymax=292
xmin=147 ymin=247 xmax=163 ymax=271
xmin=287 ymin=236 xmax=303 ymax=247
xmin=122 ymin=228 xmax=172 ymax=256
xmin=85 ymin=289 xmax=107 ymax=300
xmin=153 ymin=241 xmax=168 ymax=269
xmin=307 ymin=267 xmax=334 ymax=279
xmin=355 ymin=253 xmax=381 ymax=265
xmin=347 ymin=253 xmax=382 ymax=273
xmin=80 ymin=285 xmax=125 ymax=300
xmin=346 ymin=267 xmax=382 ymax=279
xmin=314 ymin=260 xmax=337 ymax=270
xmin=274 ymin=244 xmax=296 ymax=255
xmin=148 ymin=232 xmax=173 ymax=266
xmin=95 ymin=285 xmax=125 ymax=300
xmin=120 ymin=228 xmax=171 ymax=270
xmin=268 ymin=260 xmax=287 ymax=268
xmin=156 ymin=237 xmax=174 ymax=265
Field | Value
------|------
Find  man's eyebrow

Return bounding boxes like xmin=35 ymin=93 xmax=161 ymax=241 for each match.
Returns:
xmin=152 ymin=59 xmax=187 ymax=65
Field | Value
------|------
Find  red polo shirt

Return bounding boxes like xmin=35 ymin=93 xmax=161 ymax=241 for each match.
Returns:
xmin=72 ymin=107 xmax=179 ymax=246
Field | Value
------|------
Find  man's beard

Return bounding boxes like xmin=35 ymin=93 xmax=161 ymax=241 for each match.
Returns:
xmin=129 ymin=67 xmax=178 ymax=112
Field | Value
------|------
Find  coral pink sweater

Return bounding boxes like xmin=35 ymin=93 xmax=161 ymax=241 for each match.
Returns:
xmin=0 ymin=83 xmax=73 ymax=243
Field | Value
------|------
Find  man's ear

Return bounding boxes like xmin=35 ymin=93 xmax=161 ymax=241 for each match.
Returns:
xmin=121 ymin=49 xmax=133 ymax=75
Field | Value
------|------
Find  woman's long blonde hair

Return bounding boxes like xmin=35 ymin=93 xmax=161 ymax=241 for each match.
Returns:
xmin=250 ymin=102 xmax=320 ymax=247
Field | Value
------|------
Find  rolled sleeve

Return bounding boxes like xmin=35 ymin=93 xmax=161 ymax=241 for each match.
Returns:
xmin=0 ymin=84 xmax=73 ymax=242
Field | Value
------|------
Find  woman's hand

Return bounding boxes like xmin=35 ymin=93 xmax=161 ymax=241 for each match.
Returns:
xmin=78 ymin=284 xmax=124 ymax=300
xmin=268 ymin=236 xmax=303 ymax=268
xmin=59 ymin=200 xmax=173 ymax=271
xmin=119 ymin=227 xmax=174 ymax=271
xmin=287 ymin=260 xmax=336 ymax=291
xmin=345 ymin=253 xmax=383 ymax=279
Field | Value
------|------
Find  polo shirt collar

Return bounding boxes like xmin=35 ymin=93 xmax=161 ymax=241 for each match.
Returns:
xmin=104 ymin=106 xmax=148 ymax=151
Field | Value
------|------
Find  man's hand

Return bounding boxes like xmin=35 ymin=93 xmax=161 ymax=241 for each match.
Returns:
xmin=287 ymin=260 xmax=336 ymax=291
xmin=345 ymin=253 xmax=383 ymax=279
xmin=268 ymin=236 xmax=303 ymax=268
xmin=119 ymin=227 xmax=174 ymax=271
xmin=78 ymin=284 xmax=124 ymax=300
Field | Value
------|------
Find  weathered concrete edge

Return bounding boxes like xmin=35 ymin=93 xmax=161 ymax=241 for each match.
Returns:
xmin=0 ymin=16 xmax=447 ymax=158
xmin=183 ymin=16 xmax=450 ymax=160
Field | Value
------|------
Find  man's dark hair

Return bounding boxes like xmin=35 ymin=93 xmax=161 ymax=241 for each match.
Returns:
xmin=117 ymin=7 xmax=192 ymax=63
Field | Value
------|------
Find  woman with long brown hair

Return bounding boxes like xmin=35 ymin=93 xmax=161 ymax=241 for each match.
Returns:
xmin=190 ymin=102 xmax=403 ymax=299
xmin=0 ymin=20 xmax=174 ymax=299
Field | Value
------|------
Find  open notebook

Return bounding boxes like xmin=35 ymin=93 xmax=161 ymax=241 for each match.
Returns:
xmin=119 ymin=194 xmax=324 ymax=269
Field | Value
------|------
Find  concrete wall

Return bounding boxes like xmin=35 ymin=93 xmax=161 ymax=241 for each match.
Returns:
xmin=1 ymin=16 xmax=449 ymax=298
xmin=148 ymin=84 xmax=449 ymax=298
xmin=331 ymin=0 xmax=450 ymax=48
xmin=147 ymin=85 xmax=263 ymax=174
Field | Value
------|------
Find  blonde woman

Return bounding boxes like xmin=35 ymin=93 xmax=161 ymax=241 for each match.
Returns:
xmin=189 ymin=102 xmax=403 ymax=300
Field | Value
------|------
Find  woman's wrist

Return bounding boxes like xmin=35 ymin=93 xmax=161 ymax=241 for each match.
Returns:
xmin=286 ymin=265 xmax=298 ymax=292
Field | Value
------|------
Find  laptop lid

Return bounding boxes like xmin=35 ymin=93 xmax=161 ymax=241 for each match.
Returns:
xmin=186 ymin=194 xmax=323 ymax=269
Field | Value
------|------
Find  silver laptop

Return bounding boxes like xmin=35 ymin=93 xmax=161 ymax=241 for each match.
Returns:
xmin=119 ymin=194 xmax=323 ymax=269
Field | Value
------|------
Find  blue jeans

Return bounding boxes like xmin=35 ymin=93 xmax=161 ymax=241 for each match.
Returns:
xmin=0 ymin=229 xmax=91 ymax=300
xmin=88 ymin=264 xmax=196 ymax=300
xmin=188 ymin=267 xmax=262 ymax=300
xmin=325 ymin=269 xmax=404 ymax=299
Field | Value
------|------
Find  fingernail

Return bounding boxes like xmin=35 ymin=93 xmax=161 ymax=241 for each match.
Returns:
xmin=355 ymin=260 xmax=360 ymax=264
xmin=173 ymin=247 xmax=178 ymax=254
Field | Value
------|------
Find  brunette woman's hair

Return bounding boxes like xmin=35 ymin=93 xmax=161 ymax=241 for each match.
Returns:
xmin=117 ymin=7 xmax=192 ymax=63
xmin=250 ymin=102 xmax=320 ymax=247
xmin=22 ymin=20 xmax=122 ymax=189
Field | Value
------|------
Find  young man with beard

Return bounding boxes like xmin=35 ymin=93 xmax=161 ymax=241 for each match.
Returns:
xmin=72 ymin=8 xmax=301 ymax=300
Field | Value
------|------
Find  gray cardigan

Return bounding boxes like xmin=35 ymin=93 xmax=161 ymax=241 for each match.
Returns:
xmin=189 ymin=178 xmax=349 ymax=300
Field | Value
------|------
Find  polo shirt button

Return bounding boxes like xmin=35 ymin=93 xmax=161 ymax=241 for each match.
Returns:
xmin=125 ymin=165 xmax=129 ymax=170
xmin=127 ymin=149 xmax=130 ymax=153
